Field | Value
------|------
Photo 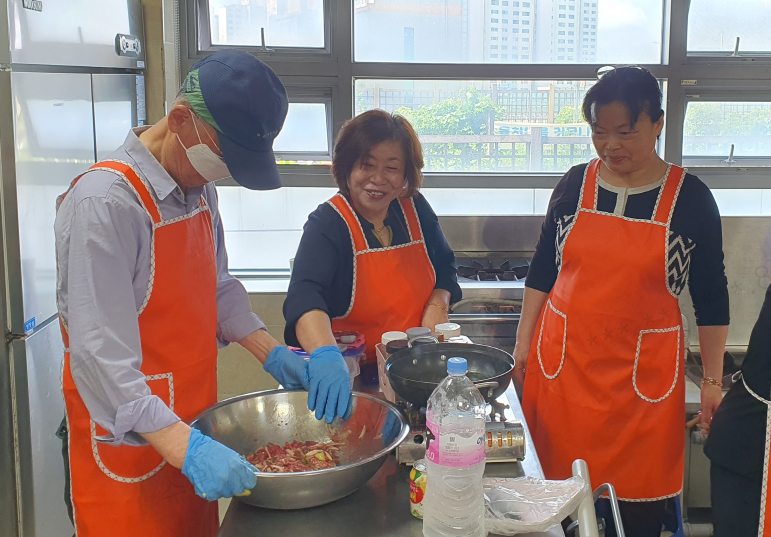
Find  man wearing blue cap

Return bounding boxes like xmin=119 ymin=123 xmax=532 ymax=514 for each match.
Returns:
xmin=54 ymin=50 xmax=351 ymax=536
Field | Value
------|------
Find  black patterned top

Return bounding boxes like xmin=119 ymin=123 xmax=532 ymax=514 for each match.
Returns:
xmin=527 ymin=162 xmax=729 ymax=326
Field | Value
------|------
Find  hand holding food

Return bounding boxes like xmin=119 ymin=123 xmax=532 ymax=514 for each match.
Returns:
xmin=181 ymin=428 xmax=258 ymax=501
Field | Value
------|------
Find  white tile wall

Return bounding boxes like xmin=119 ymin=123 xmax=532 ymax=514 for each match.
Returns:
xmin=712 ymin=189 xmax=764 ymax=216
xmin=534 ymin=189 xmax=553 ymax=215
xmin=421 ymin=188 xmax=539 ymax=215
xmin=218 ymin=184 xmax=771 ymax=270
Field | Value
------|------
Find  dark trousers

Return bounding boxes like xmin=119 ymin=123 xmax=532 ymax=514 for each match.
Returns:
xmin=55 ymin=417 xmax=74 ymax=526
xmin=596 ymin=498 xmax=667 ymax=537
xmin=711 ymin=462 xmax=762 ymax=537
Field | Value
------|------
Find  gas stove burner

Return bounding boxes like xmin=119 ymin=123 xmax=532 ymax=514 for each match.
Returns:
xmin=457 ymin=258 xmax=529 ymax=282
xmin=395 ymin=397 xmax=526 ymax=465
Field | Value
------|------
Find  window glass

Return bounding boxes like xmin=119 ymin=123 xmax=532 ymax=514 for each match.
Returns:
xmin=353 ymin=0 xmax=663 ymax=63
xmin=682 ymin=102 xmax=771 ymax=166
xmin=217 ymin=186 xmax=337 ymax=270
xmin=355 ymin=79 xmax=598 ymax=172
xmin=273 ymin=102 xmax=329 ymax=154
xmin=208 ymin=0 xmax=324 ymax=48
xmin=687 ymin=0 xmax=771 ymax=53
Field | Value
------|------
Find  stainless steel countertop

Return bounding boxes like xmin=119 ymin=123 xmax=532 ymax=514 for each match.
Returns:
xmin=217 ymin=383 xmax=563 ymax=537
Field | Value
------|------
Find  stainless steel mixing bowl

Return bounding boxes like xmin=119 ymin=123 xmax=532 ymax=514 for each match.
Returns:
xmin=191 ymin=390 xmax=409 ymax=510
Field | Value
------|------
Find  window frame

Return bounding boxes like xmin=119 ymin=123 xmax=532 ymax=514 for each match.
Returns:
xmin=181 ymin=0 xmax=771 ymax=189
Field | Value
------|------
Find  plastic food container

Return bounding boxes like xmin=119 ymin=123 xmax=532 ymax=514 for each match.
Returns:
xmin=333 ymin=331 xmax=373 ymax=385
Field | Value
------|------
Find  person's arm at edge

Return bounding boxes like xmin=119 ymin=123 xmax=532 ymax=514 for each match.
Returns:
xmin=698 ymin=325 xmax=729 ymax=430
xmin=512 ymin=287 xmax=549 ymax=390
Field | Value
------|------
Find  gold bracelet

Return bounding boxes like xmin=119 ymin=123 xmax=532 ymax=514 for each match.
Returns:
xmin=701 ymin=376 xmax=723 ymax=388
xmin=427 ymin=302 xmax=449 ymax=313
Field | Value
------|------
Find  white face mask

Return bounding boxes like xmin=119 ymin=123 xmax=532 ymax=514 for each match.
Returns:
xmin=177 ymin=115 xmax=232 ymax=183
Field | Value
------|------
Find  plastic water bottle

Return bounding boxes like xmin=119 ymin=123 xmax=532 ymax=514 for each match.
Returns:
xmin=423 ymin=357 xmax=487 ymax=537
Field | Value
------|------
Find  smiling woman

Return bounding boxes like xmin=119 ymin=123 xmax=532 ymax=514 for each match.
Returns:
xmin=283 ymin=110 xmax=462 ymax=378
xmin=330 ymin=110 xmax=424 ymax=242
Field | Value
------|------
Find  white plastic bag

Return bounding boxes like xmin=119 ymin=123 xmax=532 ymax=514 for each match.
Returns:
xmin=483 ymin=476 xmax=589 ymax=535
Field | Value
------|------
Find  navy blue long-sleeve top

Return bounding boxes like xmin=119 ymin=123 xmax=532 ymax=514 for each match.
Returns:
xmin=283 ymin=192 xmax=462 ymax=347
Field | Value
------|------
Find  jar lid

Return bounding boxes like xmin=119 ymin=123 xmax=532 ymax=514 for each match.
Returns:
xmin=386 ymin=340 xmax=408 ymax=354
xmin=434 ymin=322 xmax=461 ymax=337
xmin=381 ymin=331 xmax=408 ymax=345
xmin=406 ymin=327 xmax=431 ymax=339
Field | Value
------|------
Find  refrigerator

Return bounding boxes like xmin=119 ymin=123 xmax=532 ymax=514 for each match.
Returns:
xmin=0 ymin=2 xmax=146 ymax=536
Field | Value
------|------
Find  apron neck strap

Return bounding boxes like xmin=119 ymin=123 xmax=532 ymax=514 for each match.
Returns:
xmin=397 ymin=197 xmax=424 ymax=243
xmin=652 ymin=165 xmax=685 ymax=226
xmin=579 ymin=159 xmax=601 ymax=211
xmin=328 ymin=194 xmax=426 ymax=253
xmin=89 ymin=160 xmax=163 ymax=224
xmin=328 ymin=194 xmax=369 ymax=253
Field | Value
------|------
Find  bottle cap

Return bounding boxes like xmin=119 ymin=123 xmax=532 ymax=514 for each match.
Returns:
xmin=434 ymin=322 xmax=461 ymax=338
xmin=406 ymin=327 xmax=431 ymax=340
xmin=447 ymin=357 xmax=467 ymax=375
xmin=381 ymin=331 xmax=408 ymax=345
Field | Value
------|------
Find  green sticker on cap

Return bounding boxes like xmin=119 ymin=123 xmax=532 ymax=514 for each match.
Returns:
xmin=183 ymin=69 xmax=222 ymax=132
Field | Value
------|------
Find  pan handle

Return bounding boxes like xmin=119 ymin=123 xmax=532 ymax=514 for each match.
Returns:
xmin=474 ymin=381 xmax=499 ymax=398
xmin=407 ymin=335 xmax=439 ymax=348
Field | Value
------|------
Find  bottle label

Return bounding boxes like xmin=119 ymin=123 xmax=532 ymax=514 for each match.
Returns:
xmin=425 ymin=419 xmax=485 ymax=467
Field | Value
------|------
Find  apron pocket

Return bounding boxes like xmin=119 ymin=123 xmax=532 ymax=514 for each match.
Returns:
xmin=536 ymin=299 xmax=568 ymax=379
xmin=633 ymin=328 xmax=680 ymax=403
xmin=92 ymin=373 xmax=173 ymax=482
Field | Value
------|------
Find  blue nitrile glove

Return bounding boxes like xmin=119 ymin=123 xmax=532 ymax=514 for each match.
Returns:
xmin=263 ymin=346 xmax=310 ymax=390
xmin=308 ymin=345 xmax=352 ymax=423
xmin=182 ymin=428 xmax=257 ymax=501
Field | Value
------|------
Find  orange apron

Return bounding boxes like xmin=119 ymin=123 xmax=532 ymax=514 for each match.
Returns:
xmin=743 ymin=376 xmax=771 ymax=535
xmin=59 ymin=161 xmax=219 ymax=536
xmin=523 ymin=159 xmax=686 ymax=501
xmin=327 ymin=194 xmax=436 ymax=360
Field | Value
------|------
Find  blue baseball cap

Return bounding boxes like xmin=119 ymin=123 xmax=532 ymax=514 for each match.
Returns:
xmin=182 ymin=50 xmax=288 ymax=190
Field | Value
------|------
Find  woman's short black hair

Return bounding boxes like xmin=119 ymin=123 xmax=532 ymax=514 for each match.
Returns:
xmin=582 ymin=66 xmax=664 ymax=128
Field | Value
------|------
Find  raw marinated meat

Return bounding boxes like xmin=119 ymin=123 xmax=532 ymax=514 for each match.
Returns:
xmin=246 ymin=441 xmax=342 ymax=473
